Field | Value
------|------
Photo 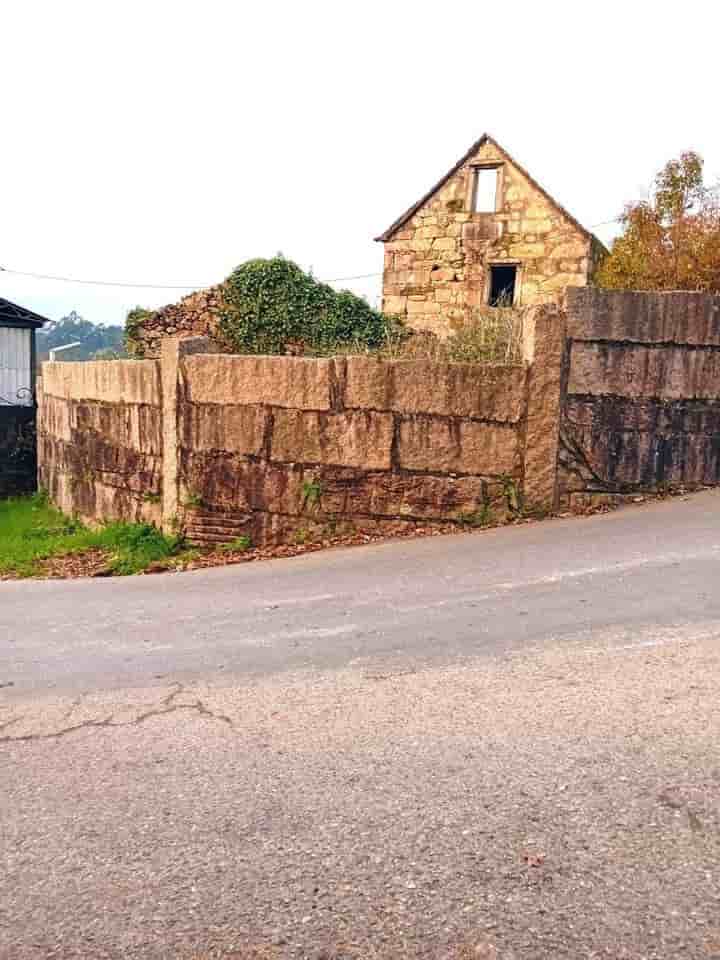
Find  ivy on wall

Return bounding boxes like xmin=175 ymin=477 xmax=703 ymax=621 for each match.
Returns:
xmin=123 ymin=257 xmax=399 ymax=357
xmin=217 ymin=257 xmax=393 ymax=355
xmin=124 ymin=307 xmax=154 ymax=358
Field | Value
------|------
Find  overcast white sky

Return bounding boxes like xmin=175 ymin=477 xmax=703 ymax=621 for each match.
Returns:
xmin=3 ymin=1 xmax=719 ymax=327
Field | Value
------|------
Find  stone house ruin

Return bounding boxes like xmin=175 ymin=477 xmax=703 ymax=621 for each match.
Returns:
xmin=376 ymin=133 xmax=606 ymax=337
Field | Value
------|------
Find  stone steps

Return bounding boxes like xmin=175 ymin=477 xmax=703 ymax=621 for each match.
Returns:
xmin=184 ymin=509 xmax=251 ymax=547
xmin=186 ymin=532 xmax=249 ymax=545
xmin=185 ymin=521 xmax=247 ymax=535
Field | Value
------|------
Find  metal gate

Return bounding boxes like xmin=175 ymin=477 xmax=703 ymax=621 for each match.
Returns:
xmin=0 ymin=392 xmax=37 ymax=497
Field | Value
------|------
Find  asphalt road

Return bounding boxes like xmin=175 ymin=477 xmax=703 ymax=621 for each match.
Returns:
xmin=2 ymin=491 xmax=720 ymax=959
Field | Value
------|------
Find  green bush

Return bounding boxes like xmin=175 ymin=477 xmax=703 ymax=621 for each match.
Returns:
xmin=124 ymin=307 xmax=154 ymax=358
xmin=218 ymin=256 xmax=397 ymax=355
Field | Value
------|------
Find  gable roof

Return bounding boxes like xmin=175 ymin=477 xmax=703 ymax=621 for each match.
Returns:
xmin=375 ymin=133 xmax=598 ymax=244
xmin=0 ymin=298 xmax=49 ymax=329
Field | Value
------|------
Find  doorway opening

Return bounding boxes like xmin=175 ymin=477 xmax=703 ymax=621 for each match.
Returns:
xmin=488 ymin=264 xmax=517 ymax=307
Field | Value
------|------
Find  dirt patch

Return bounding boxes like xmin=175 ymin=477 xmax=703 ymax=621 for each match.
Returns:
xmin=38 ymin=548 xmax=114 ymax=579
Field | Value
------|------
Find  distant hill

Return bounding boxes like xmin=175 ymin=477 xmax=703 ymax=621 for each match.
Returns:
xmin=37 ymin=311 xmax=126 ymax=361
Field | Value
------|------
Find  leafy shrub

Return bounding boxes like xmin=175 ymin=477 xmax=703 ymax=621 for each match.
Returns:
xmin=124 ymin=307 xmax=155 ymax=357
xmin=218 ymin=256 xmax=397 ymax=355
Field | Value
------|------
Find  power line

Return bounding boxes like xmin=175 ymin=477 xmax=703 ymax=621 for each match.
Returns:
xmin=0 ymin=264 xmax=383 ymax=290
xmin=0 ymin=217 xmax=623 ymax=292
xmin=0 ymin=266 xmax=212 ymax=290
xmin=0 ymin=266 xmax=206 ymax=290
xmin=324 ymin=272 xmax=382 ymax=283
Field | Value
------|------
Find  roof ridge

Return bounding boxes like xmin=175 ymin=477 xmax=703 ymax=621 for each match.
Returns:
xmin=375 ymin=133 xmax=597 ymax=244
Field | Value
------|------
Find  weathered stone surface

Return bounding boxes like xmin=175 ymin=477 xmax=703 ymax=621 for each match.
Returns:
xmin=559 ymin=289 xmax=720 ymax=499
xmin=42 ymin=360 xmax=161 ymax=406
xmin=181 ymin=403 xmax=268 ymax=456
xmin=344 ymin=356 xmax=527 ymax=421
xmin=566 ymin=287 xmax=720 ymax=346
xmin=251 ymin=512 xmax=327 ymax=547
xmin=564 ymin=396 xmax=720 ymax=436
xmin=271 ymin=410 xmax=393 ymax=469
xmin=161 ymin=338 xmax=216 ymax=532
xmin=397 ymin=416 xmax=519 ymax=475
xmin=568 ymin=342 xmax=720 ymax=400
xmin=379 ymin=136 xmax=596 ymax=336
xmin=40 ymin=464 xmax=160 ymax=527
xmin=40 ymin=432 xmax=161 ymax=496
xmin=523 ymin=305 xmax=565 ymax=509
xmin=38 ymin=394 xmax=73 ymax=442
xmin=343 ymin=472 xmax=487 ymax=521
xmin=559 ymin=425 xmax=720 ymax=489
xmin=184 ymin=354 xmax=334 ymax=410
xmin=181 ymin=454 xmax=356 ymax=517
xmin=71 ymin=400 xmax=162 ymax=454
xmin=127 ymin=285 xmax=226 ymax=358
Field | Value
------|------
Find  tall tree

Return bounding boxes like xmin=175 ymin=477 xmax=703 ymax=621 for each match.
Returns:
xmin=596 ymin=152 xmax=720 ymax=292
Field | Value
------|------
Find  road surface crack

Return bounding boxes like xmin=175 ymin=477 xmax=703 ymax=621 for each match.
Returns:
xmin=0 ymin=684 xmax=235 ymax=744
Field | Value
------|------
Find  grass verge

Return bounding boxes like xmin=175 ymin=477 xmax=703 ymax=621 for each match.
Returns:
xmin=0 ymin=492 xmax=183 ymax=578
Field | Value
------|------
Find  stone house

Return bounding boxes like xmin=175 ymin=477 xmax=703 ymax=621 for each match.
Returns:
xmin=376 ymin=133 xmax=605 ymax=336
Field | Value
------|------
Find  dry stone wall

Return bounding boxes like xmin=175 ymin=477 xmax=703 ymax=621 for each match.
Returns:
xmin=129 ymin=286 xmax=225 ymax=358
xmin=558 ymin=288 xmax=720 ymax=504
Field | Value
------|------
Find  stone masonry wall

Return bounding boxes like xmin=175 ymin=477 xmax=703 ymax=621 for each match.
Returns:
xmin=37 ymin=308 xmax=564 ymax=546
xmin=558 ymin=288 xmax=720 ymax=504
xmin=130 ymin=286 xmax=225 ymax=358
xmin=37 ymin=292 xmax=720 ymax=538
xmin=37 ymin=360 xmax=163 ymax=526
xmin=381 ymin=138 xmax=598 ymax=338
xmin=177 ymin=352 xmax=531 ymax=546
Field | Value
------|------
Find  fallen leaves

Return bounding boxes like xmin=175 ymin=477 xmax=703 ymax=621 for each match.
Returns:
xmin=36 ymin=549 xmax=113 ymax=580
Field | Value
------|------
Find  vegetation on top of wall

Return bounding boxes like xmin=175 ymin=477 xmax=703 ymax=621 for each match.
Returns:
xmin=596 ymin=151 xmax=720 ymax=292
xmin=124 ymin=307 xmax=155 ymax=358
xmin=308 ymin=306 xmax=525 ymax=366
xmin=217 ymin=256 xmax=398 ymax=355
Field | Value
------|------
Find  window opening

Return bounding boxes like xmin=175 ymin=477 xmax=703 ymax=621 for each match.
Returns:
xmin=488 ymin=265 xmax=517 ymax=306
xmin=473 ymin=168 xmax=498 ymax=212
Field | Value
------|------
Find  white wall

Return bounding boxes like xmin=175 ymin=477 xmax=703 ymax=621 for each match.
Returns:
xmin=0 ymin=327 xmax=32 ymax=405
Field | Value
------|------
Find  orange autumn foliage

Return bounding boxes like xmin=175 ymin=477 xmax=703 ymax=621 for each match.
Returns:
xmin=596 ymin=152 xmax=720 ymax=292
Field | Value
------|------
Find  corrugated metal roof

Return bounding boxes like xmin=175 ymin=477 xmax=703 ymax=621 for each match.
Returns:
xmin=0 ymin=298 xmax=49 ymax=329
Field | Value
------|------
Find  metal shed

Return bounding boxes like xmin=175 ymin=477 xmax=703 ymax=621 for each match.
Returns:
xmin=0 ymin=298 xmax=48 ymax=406
xmin=1 ymin=298 xmax=48 ymax=496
